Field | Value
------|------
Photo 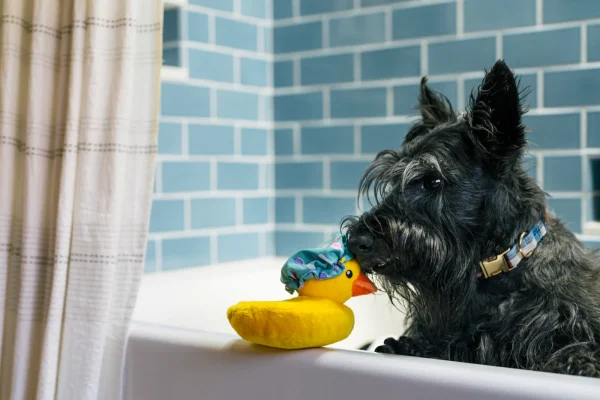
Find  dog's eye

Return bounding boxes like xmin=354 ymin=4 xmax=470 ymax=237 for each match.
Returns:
xmin=346 ymin=270 xmax=353 ymax=279
xmin=423 ymin=176 xmax=443 ymax=190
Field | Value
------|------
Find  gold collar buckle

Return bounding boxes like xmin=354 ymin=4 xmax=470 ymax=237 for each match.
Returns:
xmin=479 ymin=248 xmax=511 ymax=279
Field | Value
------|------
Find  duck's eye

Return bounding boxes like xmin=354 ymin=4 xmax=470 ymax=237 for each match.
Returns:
xmin=423 ymin=176 xmax=443 ymax=190
xmin=346 ymin=270 xmax=353 ymax=279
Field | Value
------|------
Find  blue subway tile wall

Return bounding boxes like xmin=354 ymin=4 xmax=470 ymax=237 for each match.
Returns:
xmin=188 ymin=49 xmax=234 ymax=82
xmin=393 ymin=3 xmax=456 ymax=39
xmin=152 ymin=4 xmax=273 ymax=272
xmin=187 ymin=11 xmax=209 ymax=42
xmin=464 ymin=0 xmax=536 ymax=32
xmin=543 ymin=0 xmax=600 ymax=23
xmin=158 ymin=122 xmax=182 ymax=154
xmin=503 ymin=28 xmax=580 ymax=68
xmin=151 ymin=0 xmax=600 ymax=272
xmin=330 ymin=13 xmax=386 ymax=47
xmin=428 ymin=37 xmax=496 ymax=75
xmin=361 ymin=47 xmax=421 ymax=81
xmin=301 ymin=126 xmax=354 ymax=154
xmin=188 ymin=124 xmax=234 ymax=155
xmin=331 ymin=88 xmax=387 ymax=118
xmin=301 ymin=54 xmax=354 ymax=85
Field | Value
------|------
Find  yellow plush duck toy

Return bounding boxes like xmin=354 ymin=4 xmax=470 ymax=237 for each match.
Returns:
xmin=227 ymin=234 xmax=377 ymax=350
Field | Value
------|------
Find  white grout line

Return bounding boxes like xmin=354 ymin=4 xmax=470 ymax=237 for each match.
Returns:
xmin=582 ymin=154 xmax=590 ymax=228
xmin=495 ymin=33 xmax=503 ymax=60
xmin=547 ymin=192 xmax=586 ymax=198
xmin=209 ymin=88 xmax=217 ymax=118
xmin=207 ymin=15 xmax=216 ymax=45
xmin=149 ymin=225 xmax=276 ymax=241
xmin=181 ymin=13 xmax=189 ymax=70
xmin=581 ymin=194 xmax=589 ymax=228
xmin=210 ymin=234 xmax=218 ymax=264
xmin=576 ymin=233 xmax=600 ymax=241
xmin=234 ymin=125 xmax=242 ymax=154
xmin=354 ymin=125 xmax=361 ymax=155
xmin=323 ymin=158 xmax=331 ymax=192
xmin=456 ymin=0 xmax=464 ymax=36
xmin=295 ymin=194 xmax=303 ymax=224
xmin=184 ymin=198 xmax=192 ymax=230
xmin=386 ymin=87 xmax=394 ymax=116
xmin=277 ymin=223 xmax=349 ymax=231
xmin=160 ymin=116 xmax=275 ymax=127
xmin=275 ymin=0 xmax=457 ymax=26
xmin=536 ymin=70 xmax=544 ymax=108
xmin=293 ymin=56 xmax=301 ymax=86
xmin=457 ymin=77 xmax=465 ymax=110
xmin=155 ymin=238 xmax=163 ymax=272
xmin=277 ymin=189 xmax=357 ymax=196
xmin=353 ymin=52 xmax=361 ymax=81
xmin=153 ymin=190 xmax=278 ymax=200
xmin=183 ymin=40 xmax=274 ymax=61
xmin=293 ymin=124 xmax=301 ymax=155
xmin=536 ymin=154 xmax=544 ymax=187
xmin=323 ymin=88 xmax=331 ymax=120
xmin=536 ymin=0 xmax=543 ymax=26
xmin=582 ymin=110 xmax=588 ymax=149
xmin=385 ymin=9 xmax=393 ymax=42
xmin=581 ymin=23 xmax=588 ymax=63
xmin=186 ymin=3 xmax=271 ymax=27
xmin=354 ymin=0 xmax=360 ymax=9
xmin=420 ymin=41 xmax=428 ymax=76
xmin=233 ymin=0 xmax=241 ymax=15
xmin=322 ymin=17 xmax=330 ymax=48
xmin=292 ymin=0 xmax=300 ymax=18
xmin=210 ymin=159 xmax=218 ymax=190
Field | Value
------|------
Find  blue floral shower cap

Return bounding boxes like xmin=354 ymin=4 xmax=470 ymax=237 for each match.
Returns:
xmin=280 ymin=233 xmax=354 ymax=294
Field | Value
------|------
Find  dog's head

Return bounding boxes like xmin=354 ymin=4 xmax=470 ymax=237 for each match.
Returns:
xmin=344 ymin=60 xmax=546 ymax=300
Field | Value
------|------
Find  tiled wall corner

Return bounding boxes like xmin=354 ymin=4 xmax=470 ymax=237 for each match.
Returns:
xmin=149 ymin=0 xmax=274 ymax=273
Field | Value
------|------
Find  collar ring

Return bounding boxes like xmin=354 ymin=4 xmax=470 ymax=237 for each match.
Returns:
xmin=518 ymin=232 xmax=534 ymax=258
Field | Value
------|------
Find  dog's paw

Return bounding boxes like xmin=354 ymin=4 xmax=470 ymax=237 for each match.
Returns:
xmin=374 ymin=343 xmax=395 ymax=354
xmin=374 ymin=336 xmax=426 ymax=357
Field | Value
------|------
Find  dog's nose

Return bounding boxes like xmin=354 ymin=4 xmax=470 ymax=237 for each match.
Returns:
xmin=348 ymin=233 xmax=374 ymax=256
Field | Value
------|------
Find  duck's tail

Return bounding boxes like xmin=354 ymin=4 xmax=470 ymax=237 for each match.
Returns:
xmin=227 ymin=297 xmax=354 ymax=350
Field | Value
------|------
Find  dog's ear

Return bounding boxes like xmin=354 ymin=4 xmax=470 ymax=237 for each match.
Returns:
xmin=418 ymin=77 xmax=455 ymax=129
xmin=468 ymin=60 xmax=526 ymax=162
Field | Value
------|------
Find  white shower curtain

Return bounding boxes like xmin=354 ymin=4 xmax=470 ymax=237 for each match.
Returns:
xmin=0 ymin=0 xmax=162 ymax=398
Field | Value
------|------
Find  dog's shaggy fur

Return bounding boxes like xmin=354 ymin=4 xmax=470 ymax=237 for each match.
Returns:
xmin=345 ymin=60 xmax=600 ymax=377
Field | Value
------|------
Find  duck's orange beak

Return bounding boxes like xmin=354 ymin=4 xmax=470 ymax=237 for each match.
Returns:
xmin=352 ymin=272 xmax=377 ymax=297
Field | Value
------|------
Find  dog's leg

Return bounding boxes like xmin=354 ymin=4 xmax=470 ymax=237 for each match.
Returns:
xmin=374 ymin=336 xmax=436 ymax=358
xmin=543 ymin=349 xmax=600 ymax=378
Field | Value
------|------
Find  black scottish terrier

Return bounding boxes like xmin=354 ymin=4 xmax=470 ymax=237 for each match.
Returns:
xmin=346 ymin=60 xmax=600 ymax=377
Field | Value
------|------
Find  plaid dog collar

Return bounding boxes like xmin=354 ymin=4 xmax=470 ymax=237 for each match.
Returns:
xmin=478 ymin=215 xmax=548 ymax=279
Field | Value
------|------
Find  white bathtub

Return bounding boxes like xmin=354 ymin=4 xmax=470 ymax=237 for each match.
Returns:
xmin=124 ymin=257 xmax=600 ymax=399
xmin=130 ymin=257 xmax=406 ymax=350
